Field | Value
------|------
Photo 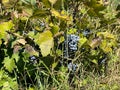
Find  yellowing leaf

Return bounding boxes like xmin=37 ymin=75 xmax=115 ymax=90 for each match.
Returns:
xmin=97 ymin=32 xmax=115 ymax=39
xmin=23 ymin=8 xmax=33 ymax=17
xmin=79 ymin=37 xmax=87 ymax=47
xmin=51 ymin=9 xmax=60 ymax=17
xmin=100 ymin=40 xmax=112 ymax=53
xmin=0 ymin=21 xmax=14 ymax=39
xmin=90 ymin=38 xmax=102 ymax=49
xmin=2 ymin=57 xmax=16 ymax=73
xmin=51 ymin=9 xmax=70 ymax=20
xmin=35 ymin=30 xmax=54 ymax=56
xmin=16 ymin=39 xmax=26 ymax=45
xmin=25 ymin=44 xmax=39 ymax=56
xmin=0 ymin=20 xmax=14 ymax=31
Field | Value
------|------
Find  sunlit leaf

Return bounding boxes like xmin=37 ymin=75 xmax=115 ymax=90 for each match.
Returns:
xmin=2 ymin=82 xmax=11 ymax=90
xmin=59 ymin=36 xmax=64 ymax=43
xmin=51 ymin=9 xmax=71 ymax=20
xmin=2 ymin=0 xmax=9 ymax=3
xmin=3 ymin=57 xmax=16 ymax=73
xmin=50 ymin=24 xmax=60 ymax=35
xmin=91 ymin=59 xmax=98 ymax=65
xmin=12 ymin=53 xmax=19 ymax=63
xmin=67 ymin=28 xmax=77 ymax=34
xmin=0 ymin=21 xmax=14 ymax=39
xmin=79 ymin=37 xmax=87 ymax=47
xmin=0 ymin=20 xmax=14 ymax=31
xmin=100 ymin=40 xmax=112 ymax=53
xmin=35 ymin=30 xmax=54 ymax=56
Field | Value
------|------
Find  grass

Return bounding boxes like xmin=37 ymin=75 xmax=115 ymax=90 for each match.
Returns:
xmin=17 ymin=55 xmax=120 ymax=90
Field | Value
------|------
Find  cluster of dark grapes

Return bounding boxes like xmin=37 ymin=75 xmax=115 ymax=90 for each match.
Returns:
xmin=63 ymin=34 xmax=80 ymax=58
xmin=67 ymin=62 xmax=78 ymax=73
xmin=59 ymin=34 xmax=79 ymax=72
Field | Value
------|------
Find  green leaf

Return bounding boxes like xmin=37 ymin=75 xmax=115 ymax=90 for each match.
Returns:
xmin=0 ymin=39 xmax=2 ymax=45
xmin=12 ymin=53 xmax=19 ymax=63
xmin=53 ymin=0 xmax=62 ymax=10
xmin=31 ymin=9 xmax=50 ymax=18
xmin=0 ymin=70 xmax=4 ymax=80
xmin=2 ymin=82 xmax=11 ymax=90
xmin=35 ymin=30 xmax=54 ymax=56
xmin=2 ymin=57 xmax=16 ymax=73
xmin=59 ymin=36 xmax=64 ymax=43
xmin=52 ymin=61 xmax=58 ymax=70
xmin=50 ymin=24 xmax=60 ymax=35
xmin=42 ymin=0 xmax=51 ymax=8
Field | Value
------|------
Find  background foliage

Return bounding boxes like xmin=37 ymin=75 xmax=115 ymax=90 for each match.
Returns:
xmin=0 ymin=0 xmax=120 ymax=89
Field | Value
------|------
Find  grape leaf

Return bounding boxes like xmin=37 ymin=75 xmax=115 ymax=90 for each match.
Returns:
xmin=0 ymin=21 xmax=14 ymax=39
xmin=35 ymin=30 xmax=54 ymax=56
xmin=100 ymin=40 xmax=112 ymax=53
xmin=50 ymin=24 xmax=60 ymax=35
xmin=97 ymin=32 xmax=115 ymax=39
xmin=2 ymin=57 xmax=16 ymax=73
xmin=12 ymin=53 xmax=19 ymax=63
xmin=51 ymin=9 xmax=71 ymax=20
xmin=16 ymin=38 xmax=26 ymax=45
xmin=79 ymin=37 xmax=87 ymax=47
